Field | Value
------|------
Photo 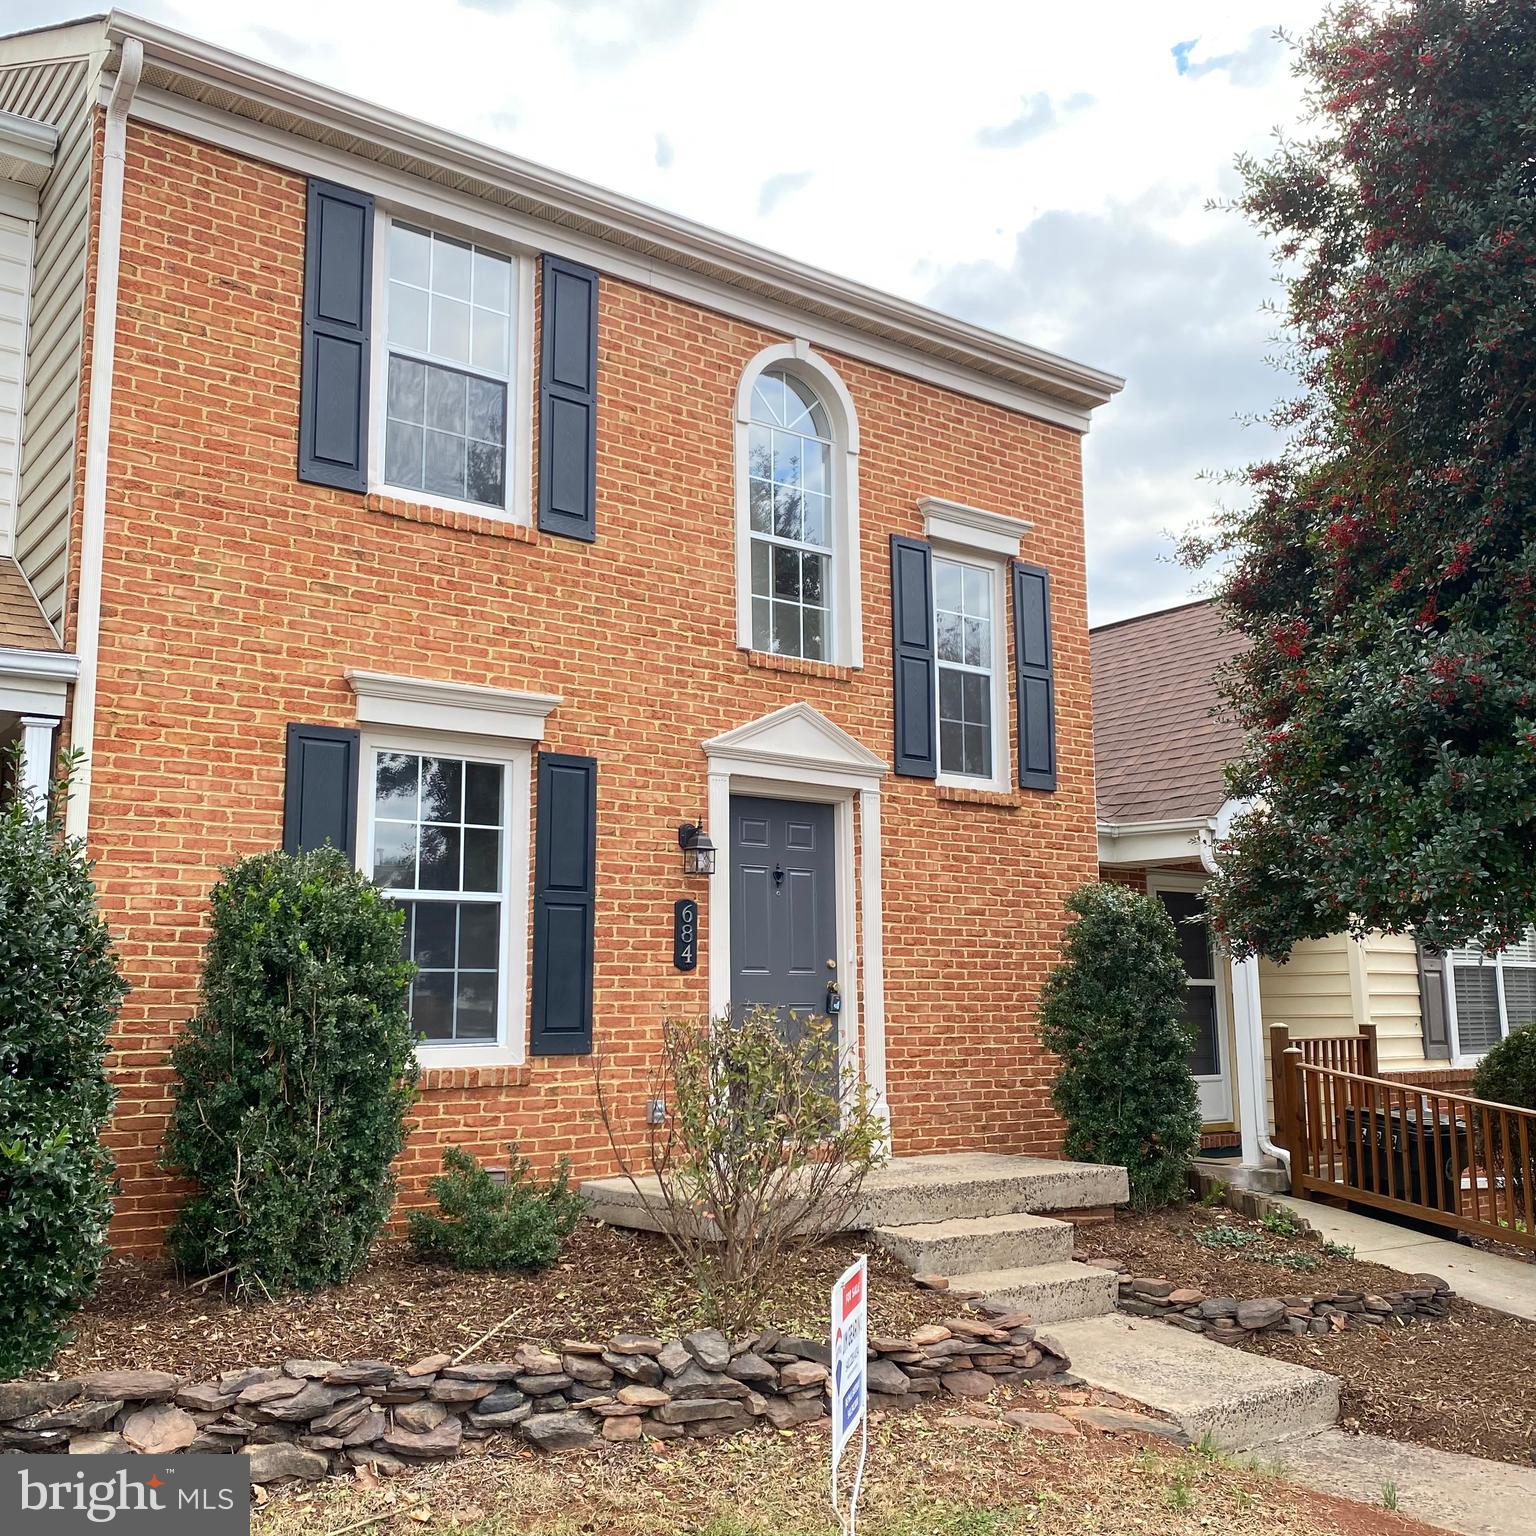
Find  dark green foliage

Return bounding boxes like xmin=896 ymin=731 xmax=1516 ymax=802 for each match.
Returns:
xmin=1471 ymin=1025 xmax=1536 ymax=1110
xmin=0 ymin=781 xmax=127 ymax=1375
xmin=165 ymin=848 xmax=417 ymax=1293
xmin=408 ymin=1145 xmax=584 ymax=1270
xmin=1184 ymin=1 xmax=1536 ymax=959
xmin=1039 ymin=884 xmax=1203 ymax=1209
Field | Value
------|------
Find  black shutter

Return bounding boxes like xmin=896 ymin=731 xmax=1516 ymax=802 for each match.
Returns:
xmin=537 ymin=255 xmax=599 ymax=541
xmin=1416 ymin=943 xmax=1452 ymax=1060
xmin=299 ymin=179 xmax=374 ymax=491
xmin=1012 ymin=561 xmax=1057 ymax=791
xmin=530 ymin=752 xmax=597 ymax=1054
xmin=283 ymin=723 xmax=360 ymax=857
xmin=891 ymin=535 xmax=937 ymax=778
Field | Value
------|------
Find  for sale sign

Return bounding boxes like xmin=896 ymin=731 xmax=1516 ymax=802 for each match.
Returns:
xmin=829 ymin=1254 xmax=869 ymax=1531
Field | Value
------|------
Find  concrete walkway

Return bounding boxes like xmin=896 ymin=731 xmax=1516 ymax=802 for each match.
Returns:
xmin=1272 ymin=1195 xmax=1536 ymax=1322
xmin=1247 ymin=1428 xmax=1536 ymax=1536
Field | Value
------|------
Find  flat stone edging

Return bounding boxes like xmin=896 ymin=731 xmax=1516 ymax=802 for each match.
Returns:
xmin=1107 ymin=1269 xmax=1456 ymax=1341
xmin=0 ymin=1306 xmax=1069 ymax=1484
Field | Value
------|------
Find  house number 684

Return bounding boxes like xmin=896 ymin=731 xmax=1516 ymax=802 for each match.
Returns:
xmin=673 ymin=898 xmax=698 ymax=972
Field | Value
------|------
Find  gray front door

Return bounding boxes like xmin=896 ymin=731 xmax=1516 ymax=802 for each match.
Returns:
xmin=729 ymin=796 xmax=838 ymax=1056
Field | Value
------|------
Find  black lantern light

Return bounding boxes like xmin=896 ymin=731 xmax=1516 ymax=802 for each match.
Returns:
xmin=677 ymin=820 xmax=717 ymax=877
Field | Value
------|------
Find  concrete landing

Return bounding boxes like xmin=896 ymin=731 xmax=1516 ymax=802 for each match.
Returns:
xmin=581 ymin=1153 xmax=1130 ymax=1235
xmin=1038 ymin=1313 xmax=1339 ymax=1450
xmin=1272 ymin=1195 xmax=1536 ymax=1323
xmin=1249 ymin=1428 xmax=1536 ymax=1536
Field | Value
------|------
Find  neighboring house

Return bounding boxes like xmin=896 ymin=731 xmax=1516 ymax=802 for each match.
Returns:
xmin=0 ymin=17 xmax=1124 ymax=1253
xmin=1092 ymin=598 xmax=1496 ymax=1170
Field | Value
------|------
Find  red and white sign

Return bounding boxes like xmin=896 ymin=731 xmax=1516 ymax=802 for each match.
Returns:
xmin=830 ymin=1253 xmax=869 ymax=1528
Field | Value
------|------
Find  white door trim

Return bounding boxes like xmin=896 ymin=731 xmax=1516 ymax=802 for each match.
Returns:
xmin=1147 ymin=870 xmax=1234 ymax=1126
xmin=702 ymin=704 xmax=889 ymax=1135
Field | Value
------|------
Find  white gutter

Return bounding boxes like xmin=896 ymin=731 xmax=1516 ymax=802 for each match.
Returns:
xmin=66 ymin=37 xmax=142 ymax=843
xmin=1201 ymin=797 xmax=1289 ymax=1170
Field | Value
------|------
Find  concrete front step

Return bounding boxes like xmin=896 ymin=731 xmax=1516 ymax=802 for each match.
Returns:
xmin=951 ymin=1260 xmax=1120 ymax=1324
xmin=1039 ymin=1313 xmax=1340 ymax=1451
xmin=580 ymin=1152 xmax=1130 ymax=1236
xmin=874 ymin=1212 xmax=1075 ymax=1276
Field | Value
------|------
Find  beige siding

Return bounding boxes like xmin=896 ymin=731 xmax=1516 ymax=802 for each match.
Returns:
xmin=0 ymin=211 xmax=27 ymax=547
xmin=1359 ymin=931 xmax=1432 ymax=1068
xmin=0 ymin=53 xmax=95 ymax=630
xmin=1257 ymin=932 xmax=1359 ymax=1130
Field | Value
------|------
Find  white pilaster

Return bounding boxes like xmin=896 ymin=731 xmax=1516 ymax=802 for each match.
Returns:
xmin=18 ymin=714 xmax=57 ymax=814
xmin=858 ymin=783 xmax=890 ymax=1141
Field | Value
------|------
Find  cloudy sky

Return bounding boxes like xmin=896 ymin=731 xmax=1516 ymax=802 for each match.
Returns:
xmin=16 ymin=0 xmax=1330 ymax=622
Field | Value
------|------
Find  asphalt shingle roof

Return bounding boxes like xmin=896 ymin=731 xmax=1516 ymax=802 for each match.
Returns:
xmin=0 ymin=557 xmax=59 ymax=652
xmin=1091 ymin=598 xmax=1247 ymax=825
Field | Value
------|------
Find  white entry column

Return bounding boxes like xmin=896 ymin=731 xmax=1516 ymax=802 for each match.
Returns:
xmin=18 ymin=714 xmax=58 ymax=812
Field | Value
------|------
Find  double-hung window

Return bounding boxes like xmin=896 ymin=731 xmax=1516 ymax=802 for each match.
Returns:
xmin=1447 ymin=930 xmax=1536 ymax=1058
xmin=365 ymin=741 xmax=524 ymax=1058
xmin=380 ymin=221 xmax=519 ymax=516
xmin=933 ymin=553 xmax=1007 ymax=788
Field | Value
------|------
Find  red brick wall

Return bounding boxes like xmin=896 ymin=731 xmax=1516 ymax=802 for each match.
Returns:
xmin=86 ymin=123 xmax=1099 ymax=1252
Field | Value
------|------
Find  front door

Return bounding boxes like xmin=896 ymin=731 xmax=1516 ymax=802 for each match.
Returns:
xmin=729 ymin=796 xmax=839 ymax=1063
xmin=1153 ymin=881 xmax=1234 ymax=1125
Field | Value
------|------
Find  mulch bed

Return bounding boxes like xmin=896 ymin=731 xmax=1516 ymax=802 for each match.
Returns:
xmin=1079 ymin=1204 xmax=1422 ymax=1297
xmin=1083 ymin=1202 xmax=1536 ymax=1467
xmin=40 ymin=1225 xmax=954 ymax=1381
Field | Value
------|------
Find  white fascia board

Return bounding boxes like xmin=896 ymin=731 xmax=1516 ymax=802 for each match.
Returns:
xmin=0 ymin=646 xmax=78 ymax=716
xmin=1097 ymin=818 xmax=1211 ymax=867
xmin=920 ymin=496 xmax=1034 ymax=559
xmin=346 ymin=669 xmax=561 ymax=742
xmin=98 ymin=15 xmax=1124 ymax=430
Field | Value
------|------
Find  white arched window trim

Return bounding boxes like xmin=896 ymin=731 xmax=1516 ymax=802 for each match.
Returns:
xmin=733 ymin=340 xmax=862 ymax=669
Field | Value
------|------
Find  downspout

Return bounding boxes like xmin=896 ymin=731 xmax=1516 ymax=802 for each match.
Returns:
xmin=66 ymin=37 xmax=143 ymax=842
xmin=1201 ymin=798 xmax=1290 ymax=1171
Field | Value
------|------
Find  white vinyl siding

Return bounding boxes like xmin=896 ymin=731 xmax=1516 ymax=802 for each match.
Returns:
xmin=0 ymin=211 xmax=29 ymax=551
xmin=0 ymin=55 xmax=94 ymax=629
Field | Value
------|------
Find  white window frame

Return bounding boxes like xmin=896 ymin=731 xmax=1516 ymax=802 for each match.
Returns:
xmin=368 ymin=208 xmax=536 ymax=527
xmin=1444 ymin=930 xmax=1536 ymax=1066
xmin=931 ymin=549 xmax=1009 ymax=793
xmin=356 ymin=727 xmax=533 ymax=1069
xmin=734 ymin=340 xmax=862 ymax=668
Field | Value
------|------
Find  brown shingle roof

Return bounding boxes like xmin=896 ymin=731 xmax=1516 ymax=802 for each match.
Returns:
xmin=0 ymin=557 xmax=59 ymax=652
xmin=1091 ymin=598 xmax=1247 ymax=825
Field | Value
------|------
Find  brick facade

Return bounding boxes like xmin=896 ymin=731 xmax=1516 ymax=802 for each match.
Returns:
xmin=75 ymin=123 xmax=1100 ymax=1253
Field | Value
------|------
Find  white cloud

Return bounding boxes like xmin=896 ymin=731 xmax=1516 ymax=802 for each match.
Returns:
xmin=8 ymin=0 xmax=1326 ymax=620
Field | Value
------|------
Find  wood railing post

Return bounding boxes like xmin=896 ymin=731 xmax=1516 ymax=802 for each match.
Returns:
xmin=1269 ymin=1026 xmax=1291 ymax=1150
xmin=1281 ymin=1045 xmax=1306 ymax=1177
xmin=1361 ymin=1022 xmax=1379 ymax=1078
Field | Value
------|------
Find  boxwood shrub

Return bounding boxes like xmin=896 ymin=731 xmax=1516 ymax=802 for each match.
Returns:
xmin=0 ymin=786 xmax=127 ymax=1375
xmin=165 ymin=847 xmax=417 ymax=1293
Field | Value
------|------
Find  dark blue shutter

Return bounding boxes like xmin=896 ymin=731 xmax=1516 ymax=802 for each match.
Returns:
xmin=891 ymin=535 xmax=937 ymax=779
xmin=531 ymin=752 xmax=597 ymax=1054
xmin=537 ymin=256 xmax=599 ymax=541
xmin=283 ymin=723 xmax=360 ymax=857
xmin=1416 ymin=944 xmax=1452 ymax=1060
xmin=299 ymin=179 xmax=373 ymax=491
xmin=1012 ymin=561 xmax=1057 ymax=791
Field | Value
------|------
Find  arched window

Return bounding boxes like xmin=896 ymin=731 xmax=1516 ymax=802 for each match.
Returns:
xmin=734 ymin=342 xmax=861 ymax=668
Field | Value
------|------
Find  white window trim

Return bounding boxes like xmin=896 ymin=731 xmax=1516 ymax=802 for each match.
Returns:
xmin=733 ymin=340 xmax=862 ymax=669
xmin=1443 ymin=937 xmax=1535 ymax=1067
xmin=356 ymin=726 xmax=533 ymax=1069
xmin=931 ymin=547 xmax=1010 ymax=794
xmin=919 ymin=496 xmax=1032 ymax=560
xmin=367 ymin=207 xmax=536 ymax=528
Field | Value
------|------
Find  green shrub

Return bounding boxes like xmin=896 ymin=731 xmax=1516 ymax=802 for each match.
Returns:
xmin=408 ymin=1145 xmax=584 ymax=1270
xmin=1039 ymin=883 xmax=1203 ymax=1209
xmin=164 ymin=848 xmax=417 ymax=1293
xmin=1472 ymin=1025 xmax=1536 ymax=1110
xmin=0 ymin=777 xmax=128 ymax=1375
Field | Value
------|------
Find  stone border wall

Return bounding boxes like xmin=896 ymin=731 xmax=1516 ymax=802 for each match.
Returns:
xmin=0 ymin=1307 xmax=1067 ymax=1484
xmin=1110 ymin=1271 xmax=1455 ymax=1341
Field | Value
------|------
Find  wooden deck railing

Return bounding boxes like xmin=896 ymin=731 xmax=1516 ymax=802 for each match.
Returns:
xmin=1269 ymin=1025 xmax=1376 ymax=1151
xmin=1279 ymin=1047 xmax=1536 ymax=1253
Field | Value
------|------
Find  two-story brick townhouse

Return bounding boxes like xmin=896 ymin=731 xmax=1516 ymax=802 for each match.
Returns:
xmin=0 ymin=14 xmax=1122 ymax=1253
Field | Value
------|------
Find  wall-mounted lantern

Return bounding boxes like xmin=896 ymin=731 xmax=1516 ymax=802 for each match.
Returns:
xmin=677 ymin=820 xmax=717 ymax=877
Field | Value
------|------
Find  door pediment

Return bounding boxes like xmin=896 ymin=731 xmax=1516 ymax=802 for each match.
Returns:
xmin=703 ymin=703 xmax=887 ymax=786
